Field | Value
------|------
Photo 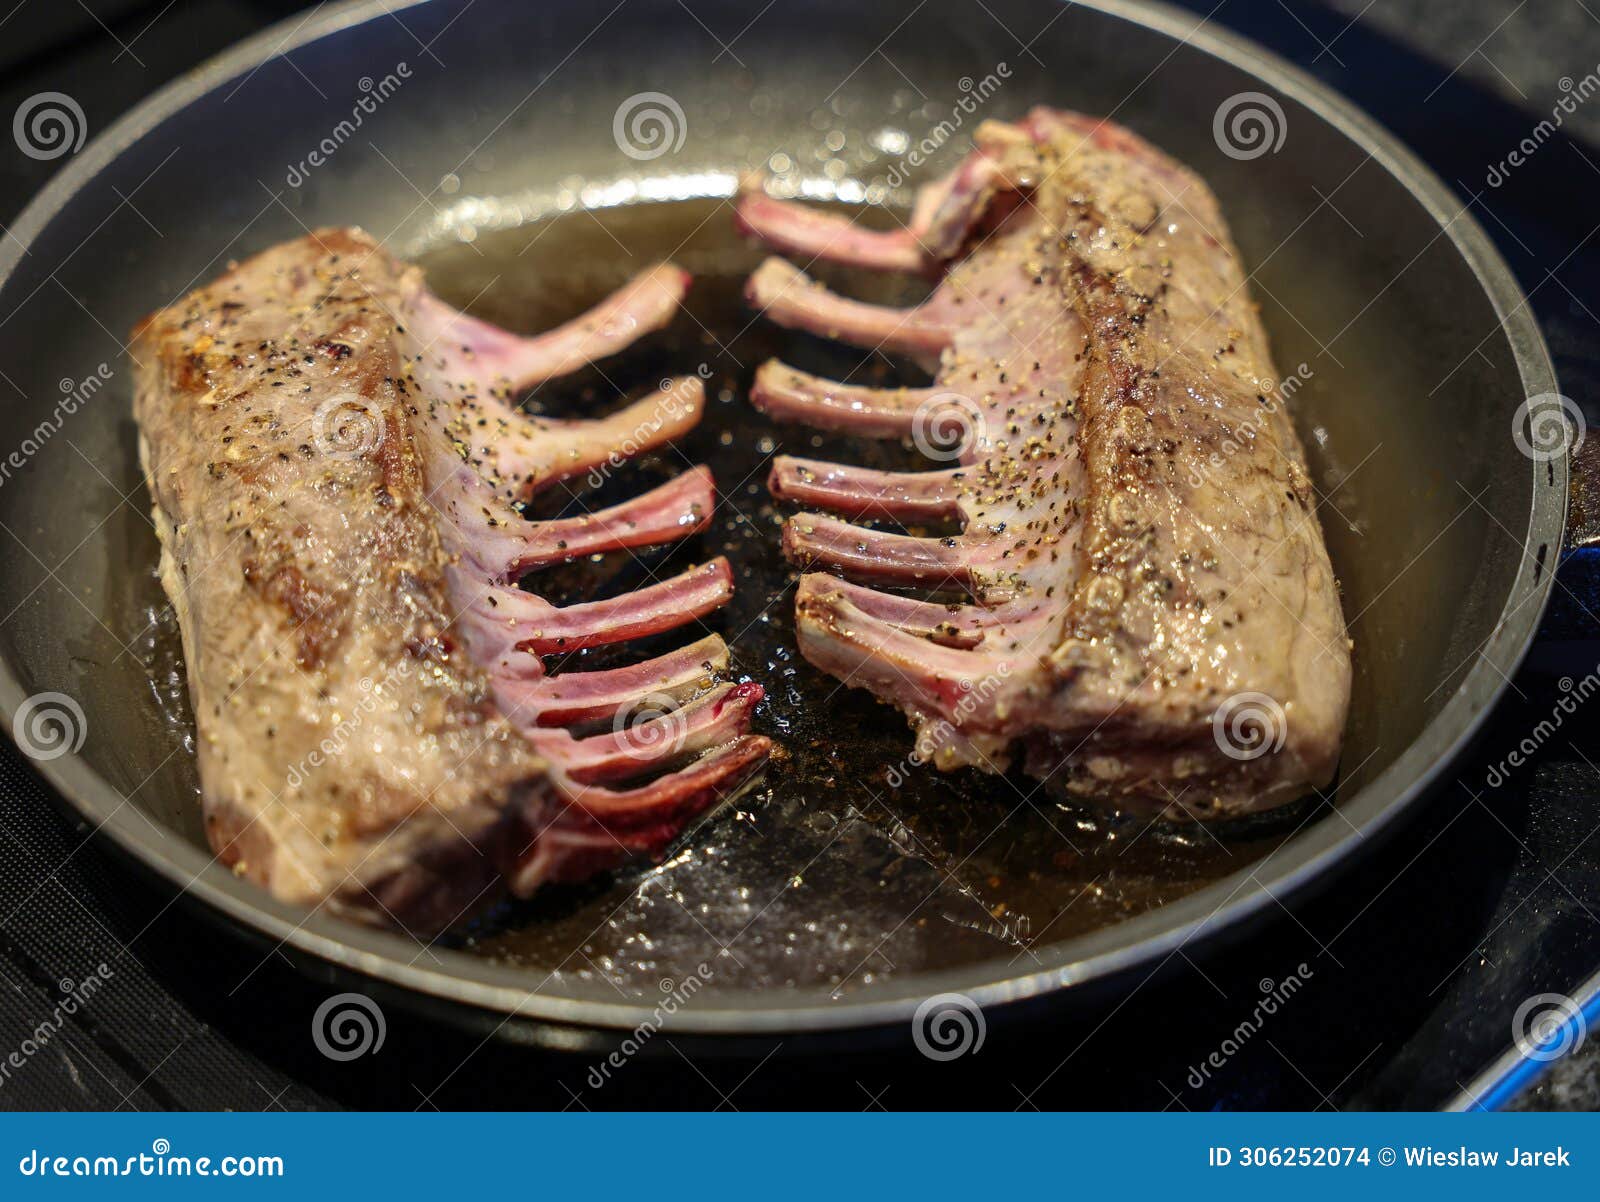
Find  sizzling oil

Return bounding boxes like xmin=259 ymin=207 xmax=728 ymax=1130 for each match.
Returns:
xmin=409 ymin=198 xmax=1311 ymax=994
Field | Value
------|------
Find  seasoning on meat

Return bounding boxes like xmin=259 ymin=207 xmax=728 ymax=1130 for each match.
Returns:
xmin=738 ymin=109 xmax=1351 ymax=818
xmin=132 ymin=229 xmax=768 ymax=930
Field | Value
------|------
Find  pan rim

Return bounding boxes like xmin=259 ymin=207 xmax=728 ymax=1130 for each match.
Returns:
xmin=0 ymin=0 xmax=1566 ymax=1035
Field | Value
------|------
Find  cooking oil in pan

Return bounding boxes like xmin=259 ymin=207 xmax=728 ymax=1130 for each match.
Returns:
xmin=408 ymin=197 xmax=1314 ymax=994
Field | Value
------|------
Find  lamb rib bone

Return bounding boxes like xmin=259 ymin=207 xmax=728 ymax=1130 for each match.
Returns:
xmin=737 ymin=108 xmax=1351 ymax=820
xmin=131 ymin=228 xmax=769 ymax=932
xmin=407 ymin=256 xmax=772 ymax=893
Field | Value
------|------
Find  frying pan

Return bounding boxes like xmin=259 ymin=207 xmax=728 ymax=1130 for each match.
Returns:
xmin=0 ymin=0 xmax=1573 ymax=1042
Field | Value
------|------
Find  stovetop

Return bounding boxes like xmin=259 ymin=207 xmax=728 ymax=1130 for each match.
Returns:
xmin=1 ymin=0 xmax=1597 ymax=1112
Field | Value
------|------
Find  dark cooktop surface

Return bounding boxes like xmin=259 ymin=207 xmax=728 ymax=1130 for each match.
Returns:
xmin=0 ymin=0 xmax=1597 ymax=1111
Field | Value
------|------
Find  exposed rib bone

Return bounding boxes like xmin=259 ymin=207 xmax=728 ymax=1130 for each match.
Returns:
xmin=459 ymin=376 xmax=705 ymax=501
xmin=509 ymin=733 xmax=772 ymax=894
xmin=735 ymin=111 xmax=1354 ymax=812
xmin=462 ymin=558 xmax=733 ymax=662
xmin=507 ymin=466 xmax=714 ymax=573
xmin=745 ymin=258 xmax=954 ymax=358
xmin=734 ymin=142 xmax=1019 ymax=273
xmin=783 ymin=512 xmax=974 ymax=590
xmin=495 ymin=635 xmax=729 ymax=728
xmin=556 ymin=734 xmax=773 ymax=821
xmin=412 ymin=262 xmax=690 ymax=390
xmin=734 ymin=186 xmax=928 ymax=273
xmin=542 ymin=681 xmax=762 ymax=785
xmin=750 ymin=360 xmax=941 ymax=437
xmin=794 ymin=577 xmax=997 ymax=718
xmin=769 ymin=456 xmax=962 ymax=521
xmin=795 ymin=575 xmax=1013 ymax=650
xmin=404 ymin=259 xmax=773 ymax=892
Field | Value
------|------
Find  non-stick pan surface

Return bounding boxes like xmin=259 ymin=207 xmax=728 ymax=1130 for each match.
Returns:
xmin=0 ymin=0 xmax=1565 ymax=1036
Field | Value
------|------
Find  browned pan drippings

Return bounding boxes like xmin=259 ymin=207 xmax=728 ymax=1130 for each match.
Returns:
xmin=407 ymin=198 xmax=1320 ymax=993
xmin=1 ymin=0 xmax=1559 ymax=1029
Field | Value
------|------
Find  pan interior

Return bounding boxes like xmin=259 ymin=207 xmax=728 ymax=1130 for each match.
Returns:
xmin=0 ymin=0 xmax=1538 ymax=1012
xmin=410 ymin=198 xmax=1322 ymax=987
